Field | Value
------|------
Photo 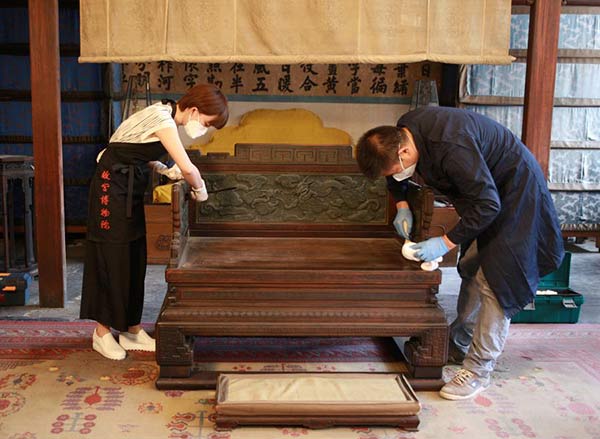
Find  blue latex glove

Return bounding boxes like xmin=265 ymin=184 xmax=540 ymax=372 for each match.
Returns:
xmin=393 ymin=207 xmax=413 ymax=240
xmin=411 ymin=237 xmax=449 ymax=262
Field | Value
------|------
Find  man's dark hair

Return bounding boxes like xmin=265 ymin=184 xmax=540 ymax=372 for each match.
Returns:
xmin=356 ymin=126 xmax=408 ymax=179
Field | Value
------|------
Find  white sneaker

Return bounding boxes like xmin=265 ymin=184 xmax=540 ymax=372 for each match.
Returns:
xmin=92 ymin=329 xmax=126 ymax=360
xmin=439 ymin=368 xmax=490 ymax=400
xmin=119 ymin=329 xmax=156 ymax=352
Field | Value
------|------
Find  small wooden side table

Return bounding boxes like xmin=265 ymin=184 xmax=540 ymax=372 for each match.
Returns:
xmin=0 ymin=155 xmax=36 ymax=275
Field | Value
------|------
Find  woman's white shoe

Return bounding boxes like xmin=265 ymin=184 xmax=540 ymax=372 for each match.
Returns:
xmin=118 ymin=329 xmax=156 ymax=352
xmin=92 ymin=329 xmax=126 ymax=360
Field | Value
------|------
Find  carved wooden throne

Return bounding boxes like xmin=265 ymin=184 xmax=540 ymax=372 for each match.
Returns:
xmin=155 ymin=144 xmax=448 ymax=390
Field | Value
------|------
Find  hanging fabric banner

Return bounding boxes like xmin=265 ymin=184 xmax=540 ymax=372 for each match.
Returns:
xmin=80 ymin=0 xmax=514 ymax=65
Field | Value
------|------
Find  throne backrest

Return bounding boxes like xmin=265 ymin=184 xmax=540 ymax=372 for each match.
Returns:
xmin=171 ymin=144 xmax=433 ymax=241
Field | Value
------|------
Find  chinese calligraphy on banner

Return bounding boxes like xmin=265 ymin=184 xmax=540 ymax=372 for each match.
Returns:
xmin=122 ymin=62 xmax=441 ymax=99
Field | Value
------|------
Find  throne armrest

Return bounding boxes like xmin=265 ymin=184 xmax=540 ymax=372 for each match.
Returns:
xmin=169 ymin=180 xmax=190 ymax=266
xmin=406 ymin=182 xmax=435 ymax=243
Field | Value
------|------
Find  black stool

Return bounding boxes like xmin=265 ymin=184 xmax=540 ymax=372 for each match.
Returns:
xmin=0 ymin=155 xmax=36 ymax=275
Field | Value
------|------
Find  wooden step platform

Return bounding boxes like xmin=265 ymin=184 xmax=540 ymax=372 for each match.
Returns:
xmin=214 ymin=373 xmax=421 ymax=431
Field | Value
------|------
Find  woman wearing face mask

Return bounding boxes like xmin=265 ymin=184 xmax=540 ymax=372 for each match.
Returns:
xmin=356 ymin=106 xmax=563 ymax=401
xmin=80 ymin=83 xmax=228 ymax=360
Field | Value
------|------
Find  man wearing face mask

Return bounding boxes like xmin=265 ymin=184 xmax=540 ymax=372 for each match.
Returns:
xmin=356 ymin=106 xmax=564 ymax=400
xmin=80 ymin=83 xmax=229 ymax=361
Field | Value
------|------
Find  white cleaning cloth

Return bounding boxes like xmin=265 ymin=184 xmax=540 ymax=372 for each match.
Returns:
xmin=402 ymin=240 xmax=443 ymax=271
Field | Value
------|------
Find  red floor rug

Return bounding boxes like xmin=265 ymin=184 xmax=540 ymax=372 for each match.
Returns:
xmin=0 ymin=320 xmax=599 ymax=438
xmin=192 ymin=336 xmax=404 ymax=362
xmin=0 ymin=321 xmax=403 ymax=363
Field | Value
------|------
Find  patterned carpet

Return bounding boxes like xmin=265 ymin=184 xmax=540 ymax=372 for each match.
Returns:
xmin=0 ymin=321 xmax=599 ymax=439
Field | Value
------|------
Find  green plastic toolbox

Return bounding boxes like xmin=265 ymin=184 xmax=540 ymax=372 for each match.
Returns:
xmin=511 ymin=252 xmax=584 ymax=323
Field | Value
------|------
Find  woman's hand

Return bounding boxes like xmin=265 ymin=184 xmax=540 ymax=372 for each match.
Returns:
xmin=158 ymin=164 xmax=184 ymax=180
xmin=190 ymin=178 xmax=208 ymax=202
xmin=154 ymin=126 xmax=205 ymax=189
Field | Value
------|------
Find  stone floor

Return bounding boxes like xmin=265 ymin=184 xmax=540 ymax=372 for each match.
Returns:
xmin=1 ymin=239 xmax=598 ymax=324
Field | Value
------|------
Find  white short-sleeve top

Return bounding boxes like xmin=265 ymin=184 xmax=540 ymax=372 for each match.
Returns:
xmin=110 ymin=102 xmax=176 ymax=144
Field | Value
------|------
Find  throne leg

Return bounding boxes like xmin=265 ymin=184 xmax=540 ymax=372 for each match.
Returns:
xmin=155 ymin=325 xmax=194 ymax=389
xmin=403 ymin=327 xmax=448 ymax=385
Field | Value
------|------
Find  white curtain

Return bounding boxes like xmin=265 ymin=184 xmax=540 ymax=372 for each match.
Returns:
xmin=79 ymin=0 xmax=513 ymax=65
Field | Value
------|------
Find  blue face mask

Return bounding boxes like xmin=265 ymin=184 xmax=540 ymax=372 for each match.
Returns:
xmin=392 ymin=156 xmax=416 ymax=182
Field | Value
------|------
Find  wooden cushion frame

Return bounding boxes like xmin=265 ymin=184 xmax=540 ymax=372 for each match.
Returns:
xmin=155 ymin=144 xmax=449 ymax=390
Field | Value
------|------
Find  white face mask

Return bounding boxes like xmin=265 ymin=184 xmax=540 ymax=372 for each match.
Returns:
xmin=392 ymin=156 xmax=416 ymax=182
xmin=183 ymin=113 xmax=208 ymax=139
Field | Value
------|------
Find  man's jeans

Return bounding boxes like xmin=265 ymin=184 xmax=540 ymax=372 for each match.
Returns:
xmin=449 ymin=241 xmax=511 ymax=378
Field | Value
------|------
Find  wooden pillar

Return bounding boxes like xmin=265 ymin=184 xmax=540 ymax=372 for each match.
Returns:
xmin=522 ymin=0 xmax=562 ymax=177
xmin=28 ymin=0 xmax=67 ymax=307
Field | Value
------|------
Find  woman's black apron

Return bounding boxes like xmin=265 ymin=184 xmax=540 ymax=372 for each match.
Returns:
xmin=80 ymin=141 xmax=166 ymax=331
